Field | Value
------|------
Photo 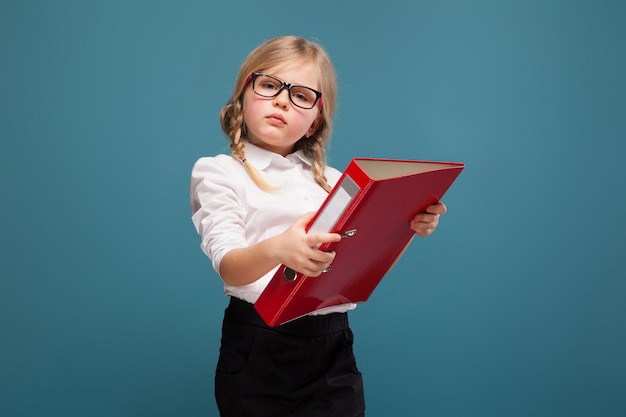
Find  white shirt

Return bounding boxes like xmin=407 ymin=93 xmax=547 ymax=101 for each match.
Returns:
xmin=190 ymin=141 xmax=357 ymax=314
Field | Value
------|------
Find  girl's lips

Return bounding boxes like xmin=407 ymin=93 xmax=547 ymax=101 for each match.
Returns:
xmin=267 ymin=114 xmax=286 ymax=125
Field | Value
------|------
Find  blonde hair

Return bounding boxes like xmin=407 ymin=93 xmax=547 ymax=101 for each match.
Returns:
xmin=219 ymin=36 xmax=337 ymax=192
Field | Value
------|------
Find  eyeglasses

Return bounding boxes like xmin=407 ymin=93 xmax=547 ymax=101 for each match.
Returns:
xmin=248 ymin=72 xmax=322 ymax=109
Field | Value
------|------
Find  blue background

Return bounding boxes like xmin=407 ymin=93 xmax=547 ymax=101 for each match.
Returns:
xmin=2 ymin=1 xmax=625 ymax=416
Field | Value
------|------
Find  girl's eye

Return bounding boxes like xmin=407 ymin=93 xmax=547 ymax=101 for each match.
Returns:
xmin=261 ymin=81 xmax=279 ymax=91
xmin=292 ymin=92 xmax=311 ymax=103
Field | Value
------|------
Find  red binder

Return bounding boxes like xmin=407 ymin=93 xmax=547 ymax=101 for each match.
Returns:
xmin=254 ymin=158 xmax=465 ymax=327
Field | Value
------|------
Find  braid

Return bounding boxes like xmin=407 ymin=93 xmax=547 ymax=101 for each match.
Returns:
xmin=226 ymin=102 xmax=246 ymax=160
xmin=313 ymin=161 xmax=332 ymax=193
xmin=304 ymin=138 xmax=332 ymax=193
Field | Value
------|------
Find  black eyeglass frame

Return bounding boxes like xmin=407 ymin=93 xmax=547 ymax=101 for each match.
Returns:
xmin=249 ymin=72 xmax=322 ymax=109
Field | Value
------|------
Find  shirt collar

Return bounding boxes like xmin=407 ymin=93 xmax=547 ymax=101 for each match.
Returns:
xmin=244 ymin=141 xmax=312 ymax=170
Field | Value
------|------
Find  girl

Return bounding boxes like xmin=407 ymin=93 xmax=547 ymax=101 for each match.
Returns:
xmin=190 ymin=36 xmax=446 ymax=417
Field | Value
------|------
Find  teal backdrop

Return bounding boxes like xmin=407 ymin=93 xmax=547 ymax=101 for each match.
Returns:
xmin=1 ymin=1 xmax=625 ymax=416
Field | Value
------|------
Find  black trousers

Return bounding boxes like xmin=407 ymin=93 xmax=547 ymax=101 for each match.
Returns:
xmin=215 ymin=297 xmax=365 ymax=417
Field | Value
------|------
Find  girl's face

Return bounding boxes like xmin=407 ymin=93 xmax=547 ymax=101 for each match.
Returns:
xmin=242 ymin=60 xmax=321 ymax=156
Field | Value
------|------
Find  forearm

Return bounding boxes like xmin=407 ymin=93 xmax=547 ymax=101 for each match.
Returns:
xmin=218 ymin=236 xmax=282 ymax=286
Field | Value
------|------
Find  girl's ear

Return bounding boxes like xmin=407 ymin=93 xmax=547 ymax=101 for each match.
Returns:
xmin=305 ymin=115 xmax=322 ymax=137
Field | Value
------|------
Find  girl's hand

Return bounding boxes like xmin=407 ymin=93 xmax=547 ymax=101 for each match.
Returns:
xmin=276 ymin=212 xmax=342 ymax=277
xmin=410 ymin=202 xmax=447 ymax=237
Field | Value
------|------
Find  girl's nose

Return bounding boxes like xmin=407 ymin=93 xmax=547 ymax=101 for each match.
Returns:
xmin=272 ymin=89 xmax=290 ymax=109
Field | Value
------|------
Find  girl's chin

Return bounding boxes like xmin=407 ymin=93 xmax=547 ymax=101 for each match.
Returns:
xmin=251 ymin=136 xmax=298 ymax=147
xmin=249 ymin=140 xmax=295 ymax=156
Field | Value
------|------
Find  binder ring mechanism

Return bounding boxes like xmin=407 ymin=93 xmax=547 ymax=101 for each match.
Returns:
xmin=282 ymin=229 xmax=358 ymax=282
